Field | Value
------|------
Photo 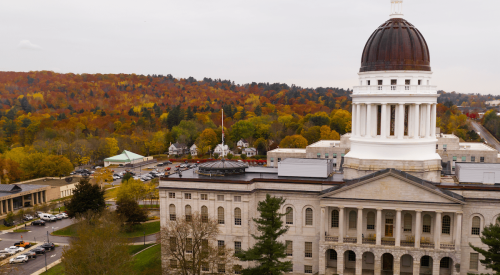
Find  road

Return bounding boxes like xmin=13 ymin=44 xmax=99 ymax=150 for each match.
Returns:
xmin=0 ymin=218 xmax=74 ymax=274
xmin=470 ymin=120 xmax=500 ymax=151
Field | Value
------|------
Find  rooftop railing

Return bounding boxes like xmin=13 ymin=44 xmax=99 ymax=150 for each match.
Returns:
xmin=353 ymin=85 xmax=437 ymax=95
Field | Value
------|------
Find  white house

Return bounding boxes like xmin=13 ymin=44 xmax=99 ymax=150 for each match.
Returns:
xmin=190 ymin=144 xmax=198 ymax=157
xmin=168 ymin=143 xmax=187 ymax=156
xmin=214 ymin=144 xmax=231 ymax=157
xmin=242 ymin=147 xmax=257 ymax=157
xmin=237 ymin=139 xmax=249 ymax=148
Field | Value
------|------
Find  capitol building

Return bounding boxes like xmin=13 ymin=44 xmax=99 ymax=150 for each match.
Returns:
xmin=159 ymin=1 xmax=500 ymax=274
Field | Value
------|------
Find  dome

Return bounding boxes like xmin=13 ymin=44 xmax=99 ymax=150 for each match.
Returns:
xmin=198 ymin=160 xmax=248 ymax=176
xmin=360 ymin=18 xmax=430 ymax=73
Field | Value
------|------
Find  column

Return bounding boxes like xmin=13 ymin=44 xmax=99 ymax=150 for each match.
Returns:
xmin=357 ymin=207 xmax=363 ymax=244
xmin=398 ymin=103 xmax=405 ymax=139
xmin=414 ymin=104 xmax=420 ymax=138
xmin=0 ymin=200 xmax=3 ymax=214
xmin=374 ymin=255 xmax=381 ymax=275
xmin=360 ymin=104 xmax=366 ymax=136
xmin=434 ymin=211 xmax=442 ymax=249
xmin=337 ymin=251 xmax=344 ymax=275
xmin=320 ymin=207 xmax=326 ymax=242
xmin=376 ymin=208 xmax=382 ymax=245
xmin=319 ymin=248 xmax=326 ymax=275
xmin=386 ymin=104 xmax=391 ymax=137
xmin=432 ymin=257 xmax=440 ymax=275
xmin=355 ymin=254 xmax=363 ymax=275
xmin=426 ymin=103 xmax=431 ymax=138
xmin=31 ymin=193 xmax=34 ymax=206
xmin=366 ymin=104 xmax=372 ymax=137
xmin=352 ymin=104 xmax=357 ymax=136
xmin=356 ymin=103 xmax=361 ymax=137
xmin=339 ymin=206 xmax=345 ymax=243
xmin=9 ymin=199 xmax=13 ymax=212
xmin=415 ymin=210 xmax=422 ymax=248
xmin=413 ymin=260 xmax=420 ymax=275
xmin=381 ymin=104 xmax=387 ymax=139
xmin=455 ymin=211 xmax=463 ymax=250
xmin=395 ymin=209 xmax=402 ymax=246
xmin=21 ymin=196 xmax=25 ymax=208
xmin=394 ymin=257 xmax=401 ymax=275
xmin=431 ymin=103 xmax=437 ymax=137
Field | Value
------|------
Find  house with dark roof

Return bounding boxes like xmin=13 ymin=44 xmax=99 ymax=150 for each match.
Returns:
xmin=168 ymin=143 xmax=187 ymax=155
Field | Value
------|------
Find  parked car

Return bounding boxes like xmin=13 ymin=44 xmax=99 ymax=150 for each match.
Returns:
xmin=14 ymin=241 xmax=31 ymax=248
xmin=3 ymin=220 xmax=14 ymax=227
xmin=49 ymin=215 xmax=58 ymax=222
xmin=9 ymin=255 xmax=28 ymax=264
xmin=22 ymin=250 xmax=36 ymax=259
xmin=57 ymin=213 xmax=68 ymax=219
xmin=40 ymin=213 xmax=53 ymax=221
xmin=41 ymin=243 xmax=55 ymax=251
xmin=31 ymin=220 xmax=46 ymax=226
xmin=32 ymin=247 xmax=45 ymax=254
xmin=6 ymin=246 xmax=24 ymax=253
xmin=164 ymin=161 xmax=172 ymax=165
xmin=0 ymin=251 xmax=12 ymax=258
xmin=165 ymin=167 xmax=171 ymax=171
xmin=156 ymin=163 xmax=164 ymax=167
xmin=54 ymin=214 xmax=62 ymax=220
xmin=23 ymin=214 xmax=34 ymax=221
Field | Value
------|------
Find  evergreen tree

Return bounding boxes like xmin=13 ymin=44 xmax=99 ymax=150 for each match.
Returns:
xmin=241 ymin=107 xmax=247 ymax=119
xmin=254 ymin=105 xmax=262 ymax=116
xmin=66 ymin=178 xmax=106 ymax=218
xmin=237 ymin=194 xmax=292 ymax=275
xmin=470 ymin=217 xmax=500 ymax=274
xmin=186 ymin=106 xmax=195 ymax=120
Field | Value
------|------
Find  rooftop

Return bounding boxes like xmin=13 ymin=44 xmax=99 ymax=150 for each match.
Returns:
xmin=268 ymin=148 xmax=306 ymax=154
xmin=307 ymin=140 xmax=341 ymax=148
xmin=280 ymin=158 xmax=332 ymax=165
xmin=20 ymin=178 xmax=74 ymax=187
xmin=0 ymin=184 xmax=49 ymax=198
xmin=459 ymin=142 xmax=497 ymax=151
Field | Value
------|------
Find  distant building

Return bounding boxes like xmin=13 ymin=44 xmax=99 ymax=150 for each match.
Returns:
xmin=485 ymin=100 xmax=500 ymax=106
xmin=242 ymin=147 xmax=257 ymax=157
xmin=214 ymin=144 xmax=231 ymax=157
xmin=168 ymin=143 xmax=187 ymax=156
xmin=190 ymin=144 xmax=198 ymax=156
xmin=237 ymin=139 xmax=249 ymax=148
xmin=104 ymin=150 xmax=146 ymax=167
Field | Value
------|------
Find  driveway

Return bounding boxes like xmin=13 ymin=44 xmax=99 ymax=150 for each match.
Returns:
xmin=470 ymin=120 xmax=500 ymax=151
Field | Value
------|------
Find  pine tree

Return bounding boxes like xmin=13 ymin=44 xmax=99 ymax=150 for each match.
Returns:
xmin=237 ymin=194 xmax=292 ymax=275
xmin=470 ymin=217 xmax=500 ymax=274
xmin=254 ymin=105 xmax=262 ymax=116
xmin=241 ymin=107 xmax=247 ymax=119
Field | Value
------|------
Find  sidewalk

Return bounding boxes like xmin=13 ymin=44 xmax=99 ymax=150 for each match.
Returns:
xmin=31 ymin=259 xmax=61 ymax=275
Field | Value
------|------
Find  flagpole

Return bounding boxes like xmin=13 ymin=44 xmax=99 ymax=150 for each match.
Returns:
xmin=222 ymin=109 xmax=224 ymax=158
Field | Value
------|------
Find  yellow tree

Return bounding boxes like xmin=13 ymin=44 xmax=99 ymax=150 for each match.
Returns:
xmin=195 ymin=128 xmax=218 ymax=156
xmin=116 ymin=178 xmax=148 ymax=202
xmin=320 ymin=125 xmax=340 ymax=140
xmin=104 ymin=138 xmax=119 ymax=157
xmin=279 ymin=135 xmax=308 ymax=148
xmin=93 ymin=168 xmax=113 ymax=189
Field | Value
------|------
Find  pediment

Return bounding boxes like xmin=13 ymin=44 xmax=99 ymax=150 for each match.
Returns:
xmin=322 ymin=172 xmax=463 ymax=204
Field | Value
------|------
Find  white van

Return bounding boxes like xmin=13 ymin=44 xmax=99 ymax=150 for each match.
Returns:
xmin=40 ymin=213 xmax=54 ymax=222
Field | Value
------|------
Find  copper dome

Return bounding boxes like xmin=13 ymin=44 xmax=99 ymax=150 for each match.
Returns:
xmin=360 ymin=18 xmax=431 ymax=73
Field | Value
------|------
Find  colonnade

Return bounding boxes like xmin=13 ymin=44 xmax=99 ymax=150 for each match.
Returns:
xmin=351 ymin=103 xmax=437 ymax=139
xmin=0 ymin=191 xmax=46 ymax=215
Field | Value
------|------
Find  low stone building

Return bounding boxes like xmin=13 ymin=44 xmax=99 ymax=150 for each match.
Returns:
xmin=19 ymin=177 xmax=78 ymax=201
xmin=0 ymin=184 xmax=49 ymax=217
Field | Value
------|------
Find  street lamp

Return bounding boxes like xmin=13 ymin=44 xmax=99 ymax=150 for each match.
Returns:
xmin=143 ymin=231 xmax=146 ymax=246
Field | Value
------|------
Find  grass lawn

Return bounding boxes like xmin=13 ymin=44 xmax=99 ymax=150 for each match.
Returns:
xmin=131 ymin=244 xmax=161 ymax=274
xmin=139 ymin=204 xmax=159 ymax=208
xmin=13 ymin=229 xmax=29 ymax=233
xmin=105 ymin=187 xmax=119 ymax=199
xmin=52 ymin=221 xmax=160 ymax=238
xmin=50 ymin=196 xmax=72 ymax=203
xmin=128 ymin=243 xmax=154 ymax=255
xmin=40 ymin=262 xmax=65 ymax=275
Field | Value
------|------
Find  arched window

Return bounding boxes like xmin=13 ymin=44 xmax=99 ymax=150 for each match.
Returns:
xmin=305 ymin=208 xmax=313 ymax=226
xmin=442 ymin=215 xmax=451 ymax=234
xmin=367 ymin=212 xmax=375 ymax=230
xmin=404 ymin=214 xmax=412 ymax=232
xmin=286 ymin=207 xmax=293 ymax=225
xmin=169 ymin=204 xmax=176 ymax=221
xmin=331 ymin=210 xmax=339 ymax=228
xmin=234 ymin=208 xmax=241 ymax=225
xmin=185 ymin=205 xmax=192 ymax=222
xmin=496 ymin=217 xmax=500 ymax=226
xmin=471 ymin=216 xmax=480 ymax=235
xmin=218 ymin=207 xmax=225 ymax=224
xmin=201 ymin=206 xmax=208 ymax=223
xmin=349 ymin=211 xmax=357 ymax=229
xmin=423 ymin=214 xmax=431 ymax=233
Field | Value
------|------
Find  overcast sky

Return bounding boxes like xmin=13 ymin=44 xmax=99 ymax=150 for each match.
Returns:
xmin=1 ymin=0 xmax=499 ymax=95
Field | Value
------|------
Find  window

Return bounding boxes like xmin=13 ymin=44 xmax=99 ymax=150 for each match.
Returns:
xmin=217 ymin=195 xmax=224 ymax=201
xmin=218 ymin=240 xmax=225 ymax=255
xmin=278 ymin=158 xmax=281 ymax=162
xmin=442 ymin=215 xmax=451 ymax=234
xmin=305 ymin=208 xmax=313 ymax=226
xmin=405 ymin=79 xmax=410 ymax=85
xmin=270 ymin=157 xmax=274 ymax=162
xmin=201 ymin=194 xmax=208 ymax=200
xmin=201 ymin=206 xmax=208 ymax=223
xmin=185 ymin=205 xmax=192 ymax=222
xmin=367 ymin=212 xmax=375 ymax=230
xmin=440 ymin=257 xmax=450 ymax=268
xmin=421 ymin=256 xmax=430 ymax=267
xmin=349 ymin=211 xmax=357 ymax=229
xmin=471 ymin=156 xmax=476 ymax=162
xmin=329 ymin=250 xmax=337 ymax=260
xmin=218 ymin=207 xmax=225 ymax=224
xmin=218 ymin=264 xmax=225 ymax=273
xmin=169 ymin=237 xmax=177 ymax=252
xmin=470 ymin=253 xmax=479 ymax=270
xmin=169 ymin=192 xmax=175 ymax=198
xmin=391 ymin=79 xmax=397 ymax=86
xmin=462 ymin=156 xmax=466 ymax=162
xmin=472 ymin=216 xmax=481 ymax=235
xmin=288 ymin=265 xmax=293 ymax=272
xmin=325 ymin=153 xmax=329 ymax=158
xmin=348 ymin=251 xmax=356 ymax=262
xmin=378 ymin=80 xmax=383 ymax=85
xmin=403 ymin=213 xmax=412 ymax=232
xmin=305 ymin=265 xmax=312 ymax=274
xmin=480 ymin=157 xmax=485 ymax=162
xmin=305 ymin=242 xmax=312 ymax=258
xmin=170 ymin=259 xmax=178 ymax=268
xmin=185 ymin=193 xmax=191 ymax=199
xmin=317 ymin=153 xmax=321 ymax=158
xmin=186 ymin=238 xmax=193 ymax=253
xmin=234 ymin=241 xmax=241 ymax=254
xmin=234 ymin=265 xmax=242 ymax=274
xmin=202 ymin=239 xmax=209 ymax=255
xmin=418 ymin=80 xmax=422 ymax=85
xmin=234 ymin=208 xmax=242 ymax=225
xmin=234 ymin=196 xmax=241 ymax=202
xmin=453 ymin=156 xmax=457 ymax=161
xmin=366 ymin=80 xmax=371 ymax=85
xmin=333 ymin=153 xmax=337 ymax=158
xmin=286 ymin=240 xmax=293 ymax=256
xmin=436 ymin=144 xmax=438 ymax=149
xmin=423 ymin=214 xmax=431 ymax=233
xmin=331 ymin=210 xmax=339 ymax=228
xmin=341 ymin=153 xmax=345 ymax=157
xmin=202 ymin=263 xmax=209 ymax=272
xmin=286 ymin=207 xmax=293 ymax=225
xmin=169 ymin=204 xmax=176 ymax=221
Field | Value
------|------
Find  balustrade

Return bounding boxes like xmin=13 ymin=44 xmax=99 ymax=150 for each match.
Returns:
xmin=352 ymin=85 xmax=437 ymax=94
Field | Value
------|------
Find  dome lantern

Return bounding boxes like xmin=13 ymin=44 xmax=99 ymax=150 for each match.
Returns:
xmin=390 ymin=0 xmax=404 ymax=19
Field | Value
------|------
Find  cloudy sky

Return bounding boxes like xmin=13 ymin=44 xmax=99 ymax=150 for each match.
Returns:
xmin=1 ymin=0 xmax=499 ymax=94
